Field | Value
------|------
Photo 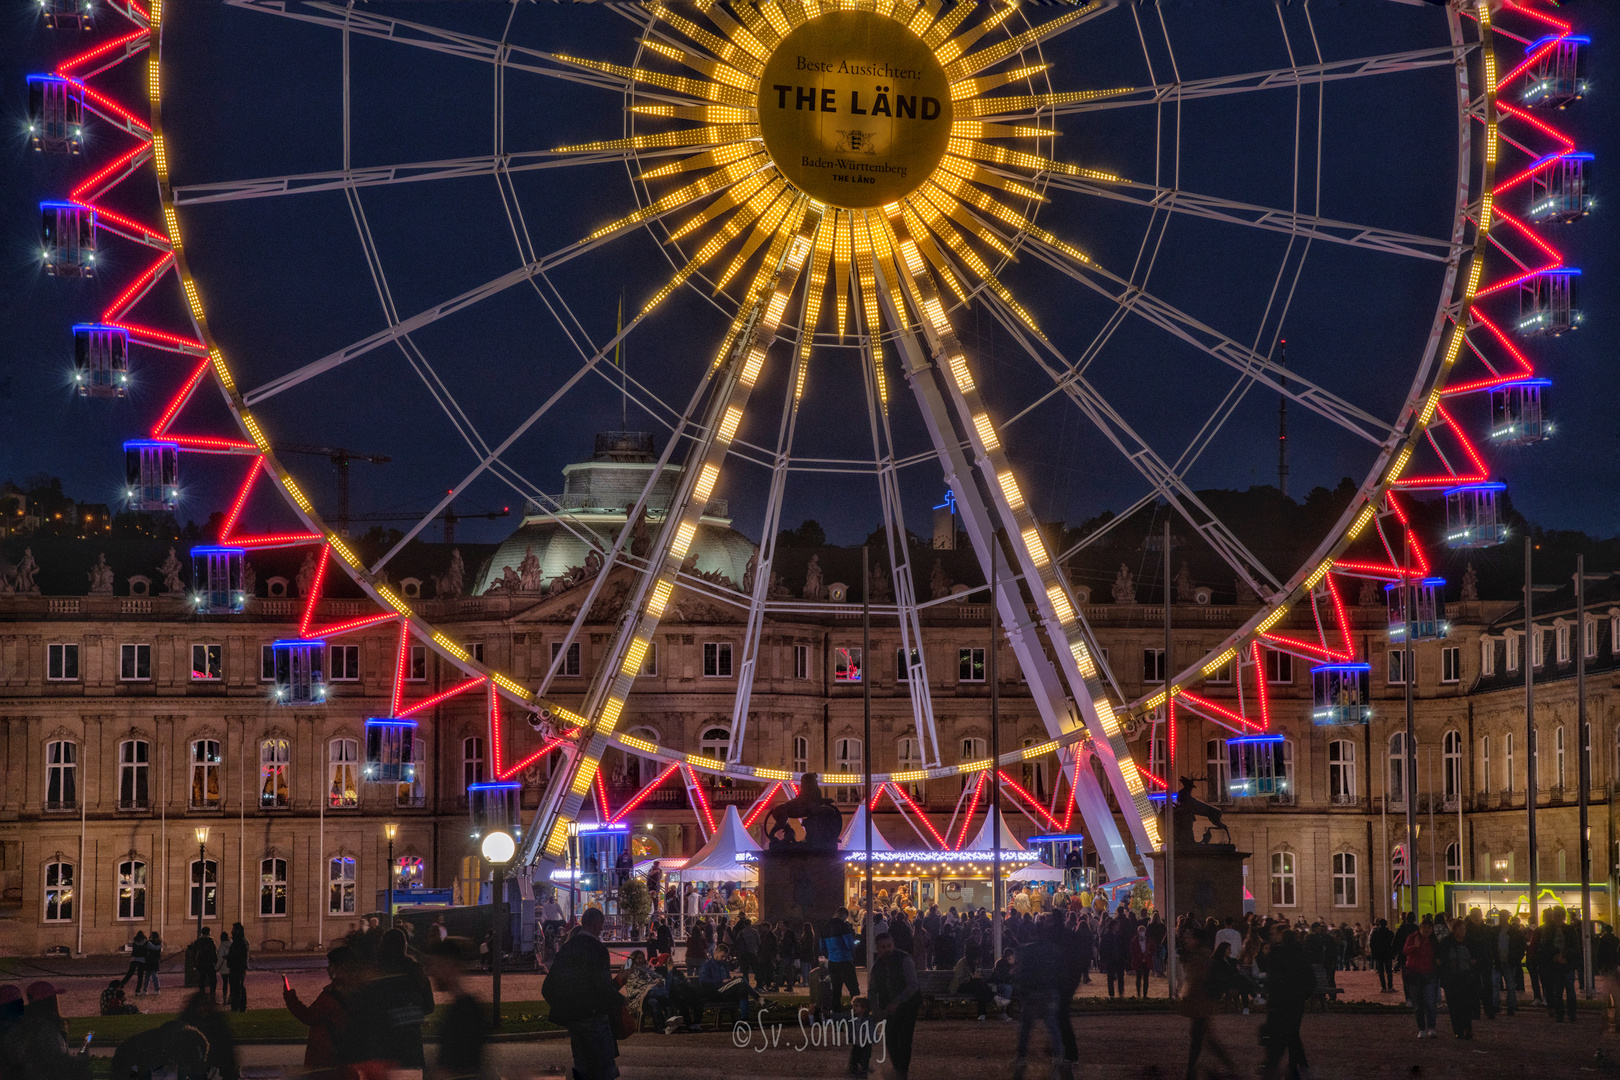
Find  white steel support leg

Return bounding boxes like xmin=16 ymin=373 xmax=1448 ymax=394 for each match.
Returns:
xmin=878 ymin=208 xmax=1161 ymax=868
xmin=873 ymin=274 xmax=1138 ymax=879
xmin=855 ymin=330 xmax=943 ymax=768
xmin=521 ymin=202 xmax=821 ymax=869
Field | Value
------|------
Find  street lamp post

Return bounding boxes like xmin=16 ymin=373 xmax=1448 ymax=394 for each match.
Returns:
xmin=194 ymin=826 xmax=210 ymax=942
xmin=384 ymin=823 xmax=399 ymax=930
xmin=481 ymin=830 xmax=515 ymax=1030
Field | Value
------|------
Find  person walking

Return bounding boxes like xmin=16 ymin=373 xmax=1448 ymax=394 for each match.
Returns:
xmin=193 ymin=927 xmax=219 ymax=1004
xmin=283 ymin=946 xmax=359 ymax=1078
xmin=1102 ymin=918 xmax=1129 ymax=999
xmin=869 ymin=932 xmax=921 ymax=1080
xmin=1011 ymin=922 xmax=1065 ymax=1080
xmin=226 ymin=923 xmax=249 ymax=1013
xmin=1179 ymin=925 xmax=1237 ymax=1080
xmin=1369 ymin=918 xmax=1396 ymax=993
xmin=1535 ymin=906 xmax=1580 ymax=1023
xmin=426 ymin=939 xmax=490 ymax=1080
xmin=1402 ymin=917 xmax=1440 ymax=1038
xmin=1497 ymin=915 xmax=1526 ymax=1015
xmin=542 ymin=908 xmax=623 ymax=1080
xmin=1258 ymin=928 xmax=1313 ymax=1080
xmin=821 ymin=908 xmax=860 ymax=1009
xmin=1437 ymin=918 xmax=1479 ymax=1039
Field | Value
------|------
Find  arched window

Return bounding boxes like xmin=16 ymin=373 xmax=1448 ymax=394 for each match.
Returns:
xmin=1479 ymin=736 xmax=1492 ymax=796
xmin=1388 ymin=732 xmax=1408 ymax=804
xmin=792 ymin=735 xmax=809 ymax=775
xmin=116 ymin=859 xmax=145 ymax=921
xmin=45 ymin=740 xmax=77 ymax=810
xmin=118 ymin=738 xmax=150 ymax=810
xmin=190 ymin=739 xmax=222 ymax=809
xmin=261 ymin=738 xmax=291 ymax=809
xmin=1329 ymin=740 xmax=1357 ymax=803
xmin=1504 ymin=732 xmax=1515 ymax=793
xmin=44 ymin=861 xmax=74 ymax=922
xmin=700 ymin=726 xmax=731 ymax=761
xmin=897 ymin=736 xmax=924 ymax=799
xmin=1332 ymin=852 xmax=1358 ymax=908
xmin=1270 ymin=852 xmax=1297 ymax=907
xmin=1442 ymin=730 xmax=1462 ymax=800
xmin=328 ymin=738 xmax=358 ymax=808
xmin=1445 ymin=842 xmax=1462 ymax=882
xmin=191 ymin=858 xmax=217 ymax=918
xmin=328 ymin=856 xmax=356 ymax=914
xmin=260 ymin=857 xmax=288 ymax=917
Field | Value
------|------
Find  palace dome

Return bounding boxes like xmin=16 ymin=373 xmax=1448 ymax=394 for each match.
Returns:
xmin=471 ymin=431 xmax=755 ymax=596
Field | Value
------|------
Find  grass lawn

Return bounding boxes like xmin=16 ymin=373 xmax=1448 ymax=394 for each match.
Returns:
xmin=70 ymin=1001 xmax=563 ymax=1046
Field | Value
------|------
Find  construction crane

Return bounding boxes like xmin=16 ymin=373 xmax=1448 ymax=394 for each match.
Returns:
xmin=276 ymin=444 xmax=391 ymax=535
xmin=344 ymin=500 xmax=511 ymax=545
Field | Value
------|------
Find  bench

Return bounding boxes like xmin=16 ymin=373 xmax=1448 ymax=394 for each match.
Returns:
xmin=917 ymin=969 xmax=1007 ymax=1020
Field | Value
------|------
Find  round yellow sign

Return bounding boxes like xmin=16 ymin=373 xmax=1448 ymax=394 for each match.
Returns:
xmin=757 ymin=11 xmax=952 ymax=209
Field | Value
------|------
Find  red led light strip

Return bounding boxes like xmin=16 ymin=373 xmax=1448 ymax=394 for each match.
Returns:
xmin=743 ymin=782 xmax=784 ymax=829
xmin=115 ymin=322 xmax=203 ymax=353
xmin=1176 ymin=691 xmax=1265 ymax=734
xmin=996 ymin=771 xmax=1062 ymax=831
xmin=684 ymin=765 xmax=717 ymax=836
xmin=952 ymin=770 xmax=987 ymax=850
xmin=592 ymin=768 xmax=610 ymax=823
xmin=227 ymin=532 xmax=323 ymax=550
xmin=316 ymin=612 xmax=398 ymax=639
xmin=612 ymin=763 xmax=681 ymax=823
xmin=397 ymin=676 xmax=487 ymax=719
xmin=101 ymin=252 xmax=173 ymax=322
xmin=70 ymin=141 xmax=150 ymax=201
xmin=499 ymin=731 xmax=574 ymax=782
xmin=298 ymin=546 xmax=330 ymax=637
xmin=887 ymin=782 xmax=948 ymax=849
xmin=217 ymin=456 xmax=263 ymax=541
xmin=55 ymin=29 xmax=148 ymax=75
xmin=390 ymin=620 xmax=411 ymax=717
xmin=152 ymin=358 xmax=211 ymax=437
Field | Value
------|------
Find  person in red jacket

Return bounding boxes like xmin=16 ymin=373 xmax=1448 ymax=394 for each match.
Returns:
xmin=1402 ymin=917 xmax=1440 ymax=1038
xmin=284 ymin=946 xmax=359 ymax=1076
xmin=1129 ymin=923 xmax=1155 ymax=998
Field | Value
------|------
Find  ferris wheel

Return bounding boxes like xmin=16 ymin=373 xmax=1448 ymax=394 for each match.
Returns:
xmin=27 ymin=0 xmax=1590 ymax=877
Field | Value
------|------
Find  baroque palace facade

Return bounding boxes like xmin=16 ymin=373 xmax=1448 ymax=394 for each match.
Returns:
xmin=2 ymin=567 xmax=1615 ymax=956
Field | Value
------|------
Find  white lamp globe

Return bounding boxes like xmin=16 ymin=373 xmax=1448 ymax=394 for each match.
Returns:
xmin=481 ymin=830 xmax=516 ymax=865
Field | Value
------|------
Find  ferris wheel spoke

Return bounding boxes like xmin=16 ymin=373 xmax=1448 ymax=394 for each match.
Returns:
xmin=976 ymin=288 xmax=1283 ymax=599
xmin=172 ymin=148 xmax=709 ymax=207
xmin=1038 ymin=174 xmax=1458 ymax=262
xmin=1014 ymin=234 xmax=1397 ymax=447
xmin=1015 ymin=44 xmax=1470 ymax=119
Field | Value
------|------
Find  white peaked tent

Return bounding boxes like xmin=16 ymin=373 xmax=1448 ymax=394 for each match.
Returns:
xmin=963 ymin=813 xmax=1027 ymax=854
xmin=838 ymin=803 xmax=895 ymax=851
xmin=678 ymin=805 xmax=761 ymax=882
xmin=1009 ymin=862 xmax=1065 ymax=882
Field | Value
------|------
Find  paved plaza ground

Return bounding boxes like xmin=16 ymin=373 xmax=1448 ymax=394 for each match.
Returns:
xmin=10 ymin=954 xmax=1612 ymax=1078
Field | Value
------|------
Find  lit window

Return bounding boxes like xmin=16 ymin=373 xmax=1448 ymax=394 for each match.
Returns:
xmin=834 ymin=646 xmax=862 ymax=683
xmin=44 ymin=861 xmax=74 ymax=922
xmin=551 ymin=641 xmax=582 ymax=677
xmin=190 ymin=739 xmax=221 ymax=809
xmin=1270 ymin=852 xmax=1297 ymax=907
xmin=260 ymin=857 xmax=288 ymax=917
xmin=328 ymin=738 xmax=358 ymax=808
xmin=47 ymin=643 xmax=79 ymax=681
xmin=191 ymin=858 xmax=218 ymax=919
xmin=958 ymin=648 xmax=986 ymax=683
xmin=397 ymin=737 xmax=427 ymax=807
xmin=117 ymin=859 xmax=146 ymax=921
xmin=191 ymin=643 xmax=222 ymax=681
xmin=700 ymin=727 xmax=731 ymax=762
xmin=261 ymin=738 xmax=291 ymax=808
xmin=703 ymin=642 xmax=733 ymax=678
xmin=328 ymin=856 xmax=356 ymax=914
xmin=120 ymin=643 xmax=151 ymax=681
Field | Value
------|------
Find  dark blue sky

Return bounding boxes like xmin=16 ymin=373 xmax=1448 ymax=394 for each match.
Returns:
xmin=1 ymin=1 xmax=1614 ymax=560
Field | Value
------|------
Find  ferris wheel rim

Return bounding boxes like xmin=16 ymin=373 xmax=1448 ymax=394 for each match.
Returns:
xmin=141 ymin=0 xmax=1507 ymax=790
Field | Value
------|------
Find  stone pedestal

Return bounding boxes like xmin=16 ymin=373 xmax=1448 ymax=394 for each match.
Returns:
xmin=1148 ymin=845 xmax=1251 ymax=925
xmin=757 ymin=847 xmax=846 ymax=929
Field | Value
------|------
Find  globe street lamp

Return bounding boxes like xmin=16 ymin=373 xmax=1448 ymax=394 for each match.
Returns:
xmin=481 ymin=830 xmax=515 ymax=1029
xmin=194 ymin=826 xmax=210 ymax=943
xmin=384 ymin=823 xmax=399 ymax=929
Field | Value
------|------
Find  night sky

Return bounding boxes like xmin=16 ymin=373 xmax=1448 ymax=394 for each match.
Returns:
xmin=1 ymin=1 xmax=1614 ymax=578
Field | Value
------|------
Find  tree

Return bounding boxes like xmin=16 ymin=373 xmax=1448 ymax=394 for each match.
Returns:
xmin=776 ymin=519 xmax=827 ymax=549
xmin=618 ymin=877 xmax=652 ymax=940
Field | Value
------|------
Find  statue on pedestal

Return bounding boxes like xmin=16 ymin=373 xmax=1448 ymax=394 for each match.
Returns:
xmin=764 ymin=773 xmax=843 ymax=848
xmin=1171 ymin=776 xmax=1233 ymax=850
